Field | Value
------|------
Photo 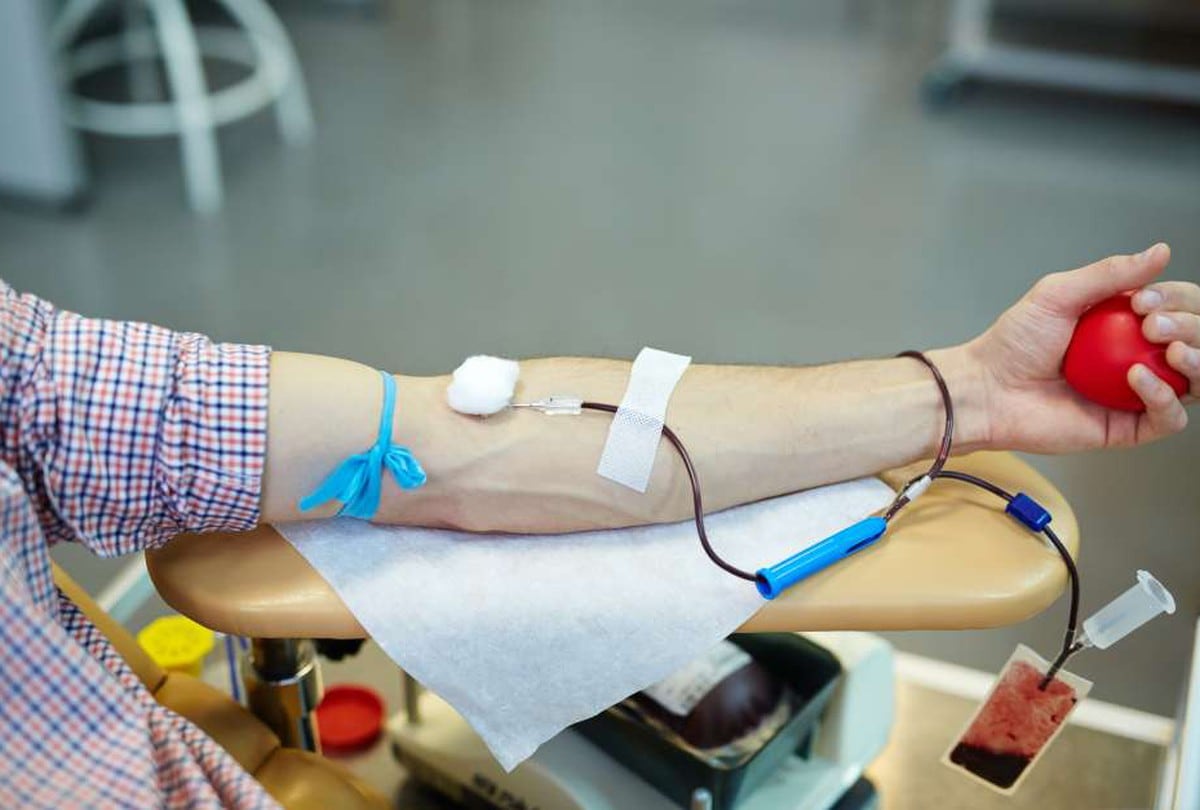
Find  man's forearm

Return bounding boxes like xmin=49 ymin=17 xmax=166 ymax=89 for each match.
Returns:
xmin=261 ymin=348 xmax=989 ymax=532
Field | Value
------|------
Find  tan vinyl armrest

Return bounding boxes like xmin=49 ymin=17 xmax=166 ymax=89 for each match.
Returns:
xmin=147 ymin=451 xmax=1078 ymax=637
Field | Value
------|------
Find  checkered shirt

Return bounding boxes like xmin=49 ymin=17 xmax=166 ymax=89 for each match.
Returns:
xmin=0 ymin=281 xmax=280 ymax=809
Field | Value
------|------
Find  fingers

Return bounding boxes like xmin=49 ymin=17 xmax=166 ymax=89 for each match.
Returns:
xmin=1129 ymin=363 xmax=1189 ymax=441
xmin=1132 ymin=280 xmax=1200 ymax=316
xmin=1033 ymin=242 xmax=1170 ymax=316
xmin=1166 ymin=341 xmax=1200 ymax=399
xmin=1135 ymin=278 xmax=1200 ymax=387
xmin=1143 ymin=311 xmax=1200 ymax=345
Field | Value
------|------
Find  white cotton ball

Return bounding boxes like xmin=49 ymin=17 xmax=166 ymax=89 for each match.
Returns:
xmin=446 ymin=355 xmax=521 ymax=415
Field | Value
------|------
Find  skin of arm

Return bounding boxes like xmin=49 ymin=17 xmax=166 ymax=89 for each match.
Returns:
xmin=261 ymin=347 xmax=983 ymax=533
xmin=260 ymin=244 xmax=1200 ymax=533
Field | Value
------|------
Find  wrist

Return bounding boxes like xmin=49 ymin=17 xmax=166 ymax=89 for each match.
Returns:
xmin=926 ymin=344 xmax=993 ymax=454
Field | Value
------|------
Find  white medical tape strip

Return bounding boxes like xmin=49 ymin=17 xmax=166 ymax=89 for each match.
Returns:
xmin=597 ymin=347 xmax=692 ymax=492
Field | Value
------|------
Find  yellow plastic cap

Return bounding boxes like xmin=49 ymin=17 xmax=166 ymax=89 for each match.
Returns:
xmin=137 ymin=615 xmax=215 ymax=676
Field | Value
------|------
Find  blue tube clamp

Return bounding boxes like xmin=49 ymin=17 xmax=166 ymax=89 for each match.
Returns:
xmin=1005 ymin=492 xmax=1051 ymax=533
xmin=755 ymin=516 xmax=889 ymax=600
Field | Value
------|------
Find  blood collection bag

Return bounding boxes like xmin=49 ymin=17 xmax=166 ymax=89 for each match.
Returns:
xmin=942 ymin=644 xmax=1092 ymax=795
xmin=629 ymin=640 xmax=795 ymax=763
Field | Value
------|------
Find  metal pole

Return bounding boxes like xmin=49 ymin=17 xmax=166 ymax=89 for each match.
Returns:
xmin=242 ymin=638 xmax=324 ymax=752
xmin=402 ymin=670 xmax=422 ymax=725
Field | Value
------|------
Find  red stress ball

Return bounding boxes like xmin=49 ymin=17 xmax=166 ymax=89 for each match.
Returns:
xmin=1062 ymin=292 xmax=1189 ymax=412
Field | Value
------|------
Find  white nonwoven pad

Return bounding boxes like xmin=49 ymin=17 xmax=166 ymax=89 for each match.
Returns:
xmin=276 ymin=476 xmax=893 ymax=770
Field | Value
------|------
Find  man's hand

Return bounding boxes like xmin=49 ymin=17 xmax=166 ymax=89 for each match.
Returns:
xmin=968 ymin=243 xmax=1199 ymax=454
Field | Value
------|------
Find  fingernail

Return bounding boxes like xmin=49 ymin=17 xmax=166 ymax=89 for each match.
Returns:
xmin=1141 ymin=242 xmax=1166 ymax=260
xmin=1132 ymin=364 xmax=1155 ymax=388
xmin=1153 ymin=313 xmax=1174 ymax=336
xmin=1137 ymin=289 xmax=1163 ymax=310
xmin=1185 ymin=347 xmax=1200 ymax=372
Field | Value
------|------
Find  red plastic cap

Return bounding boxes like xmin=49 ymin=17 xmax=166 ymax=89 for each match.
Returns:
xmin=1063 ymin=292 xmax=1189 ymax=412
xmin=316 ymin=684 xmax=385 ymax=753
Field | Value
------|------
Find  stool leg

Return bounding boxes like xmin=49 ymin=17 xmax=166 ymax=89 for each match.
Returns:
xmin=148 ymin=0 xmax=222 ymax=213
xmin=122 ymin=0 xmax=164 ymax=103
xmin=241 ymin=638 xmax=324 ymax=753
xmin=214 ymin=0 xmax=315 ymax=145
xmin=51 ymin=0 xmax=110 ymax=49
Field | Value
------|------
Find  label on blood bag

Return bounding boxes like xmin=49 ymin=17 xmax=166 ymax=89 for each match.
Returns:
xmin=942 ymin=644 xmax=1092 ymax=795
xmin=642 ymin=641 xmax=753 ymax=716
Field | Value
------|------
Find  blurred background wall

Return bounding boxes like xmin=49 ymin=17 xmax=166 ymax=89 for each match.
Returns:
xmin=1 ymin=0 xmax=1197 ymax=716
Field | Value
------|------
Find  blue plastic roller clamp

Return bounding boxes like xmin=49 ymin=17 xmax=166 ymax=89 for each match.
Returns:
xmin=755 ymin=516 xmax=889 ymax=600
xmin=1005 ymin=492 xmax=1052 ymax=533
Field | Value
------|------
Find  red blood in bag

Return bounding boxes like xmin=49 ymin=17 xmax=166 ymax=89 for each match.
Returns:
xmin=961 ymin=661 xmax=1075 ymax=758
xmin=1062 ymin=292 xmax=1189 ymax=412
xmin=950 ymin=661 xmax=1076 ymax=788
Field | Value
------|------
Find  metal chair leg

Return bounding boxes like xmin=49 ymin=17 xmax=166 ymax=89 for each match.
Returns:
xmin=148 ymin=0 xmax=222 ymax=213
xmin=213 ymin=0 xmax=315 ymax=146
xmin=51 ymin=0 xmax=110 ymax=49
xmin=122 ymin=0 xmax=164 ymax=103
xmin=242 ymin=638 xmax=324 ymax=752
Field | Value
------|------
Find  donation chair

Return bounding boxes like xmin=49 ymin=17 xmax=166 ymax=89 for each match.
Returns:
xmin=52 ymin=563 xmax=389 ymax=810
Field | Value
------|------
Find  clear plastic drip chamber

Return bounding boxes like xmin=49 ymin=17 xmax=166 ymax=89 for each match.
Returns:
xmin=1079 ymin=570 xmax=1175 ymax=650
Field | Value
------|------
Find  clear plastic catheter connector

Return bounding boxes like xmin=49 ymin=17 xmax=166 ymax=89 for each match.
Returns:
xmin=511 ymin=396 xmax=584 ymax=415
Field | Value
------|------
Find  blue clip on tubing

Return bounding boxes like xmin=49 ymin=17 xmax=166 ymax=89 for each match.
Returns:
xmin=755 ymin=516 xmax=889 ymax=600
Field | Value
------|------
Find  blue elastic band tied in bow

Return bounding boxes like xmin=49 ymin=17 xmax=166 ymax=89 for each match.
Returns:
xmin=298 ymin=371 xmax=427 ymax=519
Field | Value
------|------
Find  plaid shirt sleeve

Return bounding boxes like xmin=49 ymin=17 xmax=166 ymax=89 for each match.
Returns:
xmin=0 ymin=282 xmax=270 ymax=556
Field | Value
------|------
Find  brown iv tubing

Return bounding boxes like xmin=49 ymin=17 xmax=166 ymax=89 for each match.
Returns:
xmin=580 ymin=351 xmax=1083 ymax=690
